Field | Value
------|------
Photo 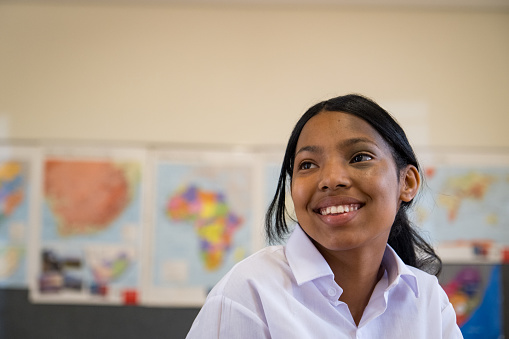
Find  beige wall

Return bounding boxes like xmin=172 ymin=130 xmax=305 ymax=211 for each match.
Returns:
xmin=0 ymin=3 xmax=508 ymax=149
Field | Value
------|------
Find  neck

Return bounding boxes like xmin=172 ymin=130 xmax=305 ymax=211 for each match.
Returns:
xmin=316 ymin=243 xmax=387 ymax=326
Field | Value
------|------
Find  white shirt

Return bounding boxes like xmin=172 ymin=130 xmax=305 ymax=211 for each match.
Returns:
xmin=186 ymin=225 xmax=463 ymax=338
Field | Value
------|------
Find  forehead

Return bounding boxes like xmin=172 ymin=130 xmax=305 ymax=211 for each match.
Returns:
xmin=297 ymin=111 xmax=387 ymax=148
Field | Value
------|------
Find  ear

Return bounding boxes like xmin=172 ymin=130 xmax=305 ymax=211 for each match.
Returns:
xmin=399 ymin=165 xmax=420 ymax=202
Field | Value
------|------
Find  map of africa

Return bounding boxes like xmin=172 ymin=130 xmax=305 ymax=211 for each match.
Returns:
xmin=415 ymin=167 xmax=509 ymax=246
xmin=166 ymin=185 xmax=243 ymax=271
xmin=152 ymin=161 xmax=253 ymax=292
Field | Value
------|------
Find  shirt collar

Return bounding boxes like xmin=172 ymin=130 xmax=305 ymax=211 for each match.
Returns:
xmin=285 ymin=224 xmax=419 ymax=297
xmin=382 ymin=245 xmax=419 ymax=298
xmin=285 ymin=225 xmax=334 ymax=286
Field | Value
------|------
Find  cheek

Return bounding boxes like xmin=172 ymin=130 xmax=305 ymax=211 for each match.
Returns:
xmin=290 ymin=179 xmax=308 ymax=211
xmin=369 ymin=166 xmax=401 ymax=198
xmin=372 ymin=173 xmax=402 ymax=213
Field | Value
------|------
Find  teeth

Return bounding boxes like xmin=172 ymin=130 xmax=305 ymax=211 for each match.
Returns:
xmin=320 ymin=204 xmax=359 ymax=216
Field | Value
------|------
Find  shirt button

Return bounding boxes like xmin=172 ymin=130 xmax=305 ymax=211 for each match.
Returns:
xmin=327 ymin=288 xmax=336 ymax=296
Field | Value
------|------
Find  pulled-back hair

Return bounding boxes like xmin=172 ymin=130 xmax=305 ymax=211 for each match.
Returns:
xmin=265 ymin=94 xmax=442 ymax=276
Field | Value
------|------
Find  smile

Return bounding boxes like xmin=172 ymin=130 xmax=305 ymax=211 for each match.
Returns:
xmin=318 ymin=204 xmax=361 ymax=216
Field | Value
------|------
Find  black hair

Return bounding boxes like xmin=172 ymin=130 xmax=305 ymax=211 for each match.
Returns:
xmin=265 ymin=94 xmax=442 ymax=276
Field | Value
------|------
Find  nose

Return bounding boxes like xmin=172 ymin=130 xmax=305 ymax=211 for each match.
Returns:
xmin=318 ymin=161 xmax=350 ymax=191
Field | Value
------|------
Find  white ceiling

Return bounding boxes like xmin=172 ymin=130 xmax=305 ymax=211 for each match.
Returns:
xmin=2 ymin=0 xmax=509 ymax=10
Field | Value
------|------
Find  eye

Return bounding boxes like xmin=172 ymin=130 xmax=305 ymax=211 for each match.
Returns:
xmin=298 ymin=161 xmax=317 ymax=170
xmin=351 ymin=153 xmax=373 ymax=163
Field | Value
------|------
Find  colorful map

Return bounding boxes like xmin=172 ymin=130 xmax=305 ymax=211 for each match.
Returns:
xmin=415 ymin=167 xmax=509 ymax=251
xmin=443 ymin=267 xmax=483 ymax=326
xmin=167 ymin=185 xmax=243 ymax=271
xmin=151 ymin=159 xmax=254 ymax=296
xmin=0 ymin=159 xmax=30 ymax=287
xmin=440 ymin=265 xmax=502 ymax=338
xmin=0 ymin=162 xmax=25 ymax=222
xmin=428 ymin=169 xmax=496 ymax=222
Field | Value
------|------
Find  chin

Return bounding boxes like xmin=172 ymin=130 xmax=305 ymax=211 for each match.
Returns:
xmin=312 ymin=237 xmax=361 ymax=252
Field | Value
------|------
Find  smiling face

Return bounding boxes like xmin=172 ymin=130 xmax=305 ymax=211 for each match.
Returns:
xmin=291 ymin=111 xmax=417 ymax=256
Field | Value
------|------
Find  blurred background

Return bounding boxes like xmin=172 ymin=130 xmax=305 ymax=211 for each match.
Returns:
xmin=1 ymin=0 xmax=508 ymax=148
xmin=0 ymin=0 xmax=508 ymax=338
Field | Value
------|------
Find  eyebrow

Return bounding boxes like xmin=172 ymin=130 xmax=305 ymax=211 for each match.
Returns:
xmin=295 ymin=137 xmax=378 ymax=156
xmin=295 ymin=145 xmax=322 ymax=156
xmin=341 ymin=137 xmax=378 ymax=148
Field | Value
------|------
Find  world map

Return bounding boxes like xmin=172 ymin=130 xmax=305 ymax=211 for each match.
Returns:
xmin=415 ymin=167 xmax=509 ymax=248
xmin=428 ymin=169 xmax=495 ymax=222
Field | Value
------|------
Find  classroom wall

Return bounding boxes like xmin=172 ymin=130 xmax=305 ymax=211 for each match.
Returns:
xmin=0 ymin=3 xmax=508 ymax=338
xmin=0 ymin=3 xmax=508 ymax=149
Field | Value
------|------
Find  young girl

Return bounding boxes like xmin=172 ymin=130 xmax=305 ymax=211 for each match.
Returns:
xmin=186 ymin=94 xmax=463 ymax=338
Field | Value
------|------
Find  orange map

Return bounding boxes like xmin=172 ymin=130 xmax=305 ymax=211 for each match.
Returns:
xmin=44 ymin=160 xmax=139 ymax=236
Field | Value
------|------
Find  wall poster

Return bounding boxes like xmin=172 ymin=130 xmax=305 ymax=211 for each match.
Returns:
xmin=0 ymin=145 xmax=37 ymax=288
xmin=29 ymin=145 xmax=147 ymax=305
xmin=415 ymin=150 xmax=509 ymax=263
xmin=143 ymin=149 xmax=263 ymax=306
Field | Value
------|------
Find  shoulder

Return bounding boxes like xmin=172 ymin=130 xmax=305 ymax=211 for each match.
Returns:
xmin=384 ymin=246 xmax=450 ymax=309
xmin=406 ymin=265 xmax=438 ymax=282
xmin=208 ymin=245 xmax=293 ymax=299
xmin=186 ymin=248 xmax=284 ymax=338
xmin=406 ymin=265 xmax=440 ymax=289
xmin=406 ymin=265 xmax=451 ymax=309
